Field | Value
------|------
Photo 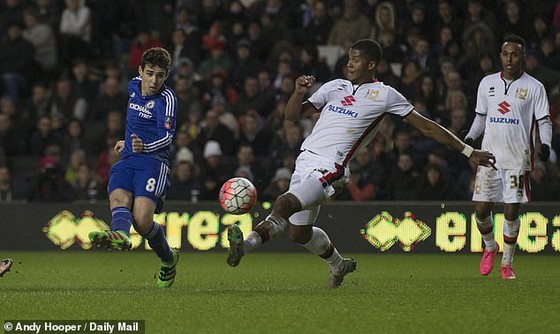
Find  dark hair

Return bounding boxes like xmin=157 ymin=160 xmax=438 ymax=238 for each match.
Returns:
xmin=351 ymin=39 xmax=383 ymax=63
xmin=503 ymin=35 xmax=526 ymax=53
xmin=141 ymin=47 xmax=171 ymax=72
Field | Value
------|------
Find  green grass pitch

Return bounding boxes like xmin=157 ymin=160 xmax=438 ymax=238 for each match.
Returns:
xmin=1 ymin=251 xmax=559 ymax=333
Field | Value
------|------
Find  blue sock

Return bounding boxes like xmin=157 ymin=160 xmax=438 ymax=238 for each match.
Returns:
xmin=111 ymin=207 xmax=132 ymax=236
xmin=143 ymin=222 xmax=173 ymax=263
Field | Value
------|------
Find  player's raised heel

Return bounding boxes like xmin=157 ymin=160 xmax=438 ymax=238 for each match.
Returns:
xmin=227 ymin=224 xmax=245 ymax=267
xmin=479 ymin=244 xmax=499 ymax=276
xmin=157 ymin=249 xmax=179 ymax=288
xmin=501 ymin=264 xmax=516 ymax=280
xmin=327 ymin=258 xmax=357 ymax=288
xmin=89 ymin=230 xmax=132 ymax=251
xmin=0 ymin=258 xmax=13 ymax=277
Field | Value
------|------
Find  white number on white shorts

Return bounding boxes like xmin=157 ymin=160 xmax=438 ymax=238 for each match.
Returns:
xmin=145 ymin=178 xmax=156 ymax=192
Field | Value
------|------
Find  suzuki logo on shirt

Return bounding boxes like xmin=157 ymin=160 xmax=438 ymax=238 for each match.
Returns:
xmin=497 ymin=101 xmax=510 ymax=115
xmin=327 ymin=104 xmax=358 ymax=118
xmin=341 ymin=95 xmax=356 ymax=106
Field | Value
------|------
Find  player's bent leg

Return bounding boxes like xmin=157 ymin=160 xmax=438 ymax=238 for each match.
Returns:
xmin=89 ymin=230 xmax=132 ymax=251
xmin=227 ymin=193 xmax=300 ymax=267
xmin=290 ymin=224 xmax=356 ymax=288
xmin=0 ymin=258 xmax=13 ymax=277
xmin=158 ymin=248 xmax=179 ymax=288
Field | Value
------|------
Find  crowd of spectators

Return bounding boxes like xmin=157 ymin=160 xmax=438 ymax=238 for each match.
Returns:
xmin=1 ymin=0 xmax=560 ymax=203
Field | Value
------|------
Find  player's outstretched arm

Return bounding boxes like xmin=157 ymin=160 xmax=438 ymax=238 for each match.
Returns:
xmin=405 ymin=110 xmax=495 ymax=169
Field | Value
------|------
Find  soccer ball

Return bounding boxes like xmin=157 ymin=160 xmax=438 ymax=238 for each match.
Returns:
xmin=218 ymin=177 xmax=257 ymax=214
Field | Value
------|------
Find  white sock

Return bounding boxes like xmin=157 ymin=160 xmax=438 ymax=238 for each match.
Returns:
xmin=476 ymin=214 xmax=496 ymax=251
xmin=502 ymin=218 xmax=519 ymax=265
xmin=244 ymin=231 xmax=262 ymax=251
xmin=325 ymin=247 xmax=344 ymax=274
xmin=302 ymin=227 xmax=343 ymax=273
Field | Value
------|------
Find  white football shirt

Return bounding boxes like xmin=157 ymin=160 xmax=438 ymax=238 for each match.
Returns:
xmin=475 ymin=71 xmax=550 ymax=170
xmin=302 ymin=79 xmax=413 ymax=165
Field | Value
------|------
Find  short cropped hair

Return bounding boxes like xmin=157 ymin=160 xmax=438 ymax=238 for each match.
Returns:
xmin=141 ymin=47 xmax=171 ymax=72
xmin=351 ymin=39 xmax=383 ymax=63
xmin=503 ymin=35 xmax=526 ymax=53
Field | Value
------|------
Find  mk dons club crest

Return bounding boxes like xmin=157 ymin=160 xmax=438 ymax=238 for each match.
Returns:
xmin=516 ymin=88 xmax=528 ymax=100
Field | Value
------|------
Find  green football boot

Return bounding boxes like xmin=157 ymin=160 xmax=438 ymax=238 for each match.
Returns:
xmin=226 ymin=224 xmax=245 ymax=267
xmin=157 ymin=249 xmax=179 ymax=289
xmin=89 ymin=230 xmax=132 ymax=251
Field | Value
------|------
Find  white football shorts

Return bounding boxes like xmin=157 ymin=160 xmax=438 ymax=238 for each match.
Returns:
xmin=472 ymin=166 xmax=530 ymax=203
xmin=288 ymin=150 xmax=349 ymax=226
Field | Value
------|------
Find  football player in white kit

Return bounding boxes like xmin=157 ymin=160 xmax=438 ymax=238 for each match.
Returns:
xmin=465 ymin=35 xmax=552 ymax=280
xmin=227 ymin=39 xmax=496 ymax=288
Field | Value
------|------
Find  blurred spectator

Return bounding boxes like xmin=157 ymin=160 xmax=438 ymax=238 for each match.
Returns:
xmin=70 ymin=58 xmax=99 ymax=106
xmin=500 ymin=0 xmax=531 ymax=42
xmin=298 ymin=0 xmax=333 ymax=46
xmin=406 ymin=4 xmax=433 ymax=42
xmin=50 ymin=76 xmax=87 ymax=121
xmin=64 ymin=148 xmax=86 ymax=184
xmin=35 ymin=0 xmax=61 ymax=32
xmin=298 ymin=44 xmax=331 ymax=84
xmin=22 ymin=7 xmax=57 ymax=75
xmin=411 ymin=37 xmax=439 ymax=75
xmin=371 ymin=2 xmax=397 ymax=41
xmin=200 ymin=140 xmax=234 ymax=201
xmin=435 ymin=0 xmax=462 ymax=39
xmin=262 ymin=166 xmax=291 ymax=201
xmin=198 ymin=26 xmax=232 ymax=80
xmin=327 ymin=0 xmax=372 ymax=48
xmin=89 ymin=77 xmax=128 ymax=121
xmin=174 ymin=6 xmax=202 ymax=66
xmin=28 ymin=156 xmax=75 ymax=202
xmin=234 ymin=75 xmax=275 ymax=118
xmin=234 ymin=143 xmax=270 ymax=193
xmin=174 ymin=74 xmax=203 ymax=128
xmin=530 ymin=161 xmax=560 ymax=201
xmin=386 ymin=151 xmax=418 ymax=200
xmin=537 ymin=37 xmax=560 ymax=70
xmin=72 ymin=163 xmax=103 ymax=201
xmin=212 ymin=97 xmax=238 ymax=138
xmin=524 ymin=50 xmax=560 ymax=96
xmin=239 ymin=110 xmax=273 ymax=158
xmin=58 ymin=0 xmax=93 ymax=66
xmin=229 ymin=39 xmax=261 ymax=90
xmin=201 ymin=72 xmax=237 ymax=109
xmin=196 ymin=109 xmax=236 ymax=157
xmin=170 ymin=28 xmax=200 ymax=75
xmin=0 ymin=112 xmax=24 ymax=157
xmin=375 ymin=58 xmax=399 ymax=89
xmin=0 ymin=166 xmax=18 ymax=201
xmin=378 ymin=30 xmax=404 ymax=64
xmin=222 ymin=0 xmax=249 ymax=48
xmin=415 ymin=163 xmax=455 ymax=201
xmin=126 ymin=30 xmax=164 ymax=77
xmin=344 ymin=146 xmax=377 ymax=201
xmin=0 ymin=23 xmax=35 ymax=101
xmin=21 ymin=82 xmax=51 ymax=124
xmin=167 ymin=154 xmax=203 ymax=202
xmin=416 ymin=73 xmax=441 ymax=119
xmin=272 ymin=122 xmax=303 ymax=169
xmin=93 ymin=134 xmax=119 ymax=186
xmin=61 ymin=118 xmax=86 ymax=159
xmin=397 ymin=60 xmax=420 ymax=100
xmin=463 ymin=0 xmax=498 ymax=33
xmin=28 ymin=115 xmax=63 ymax=156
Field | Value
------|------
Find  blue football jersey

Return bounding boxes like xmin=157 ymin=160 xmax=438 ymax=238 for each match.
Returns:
xmin=120 ymin=76 xmax=177 ymax=165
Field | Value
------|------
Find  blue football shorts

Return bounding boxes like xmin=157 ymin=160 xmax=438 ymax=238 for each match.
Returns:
xmin=108 ymin=157 xmax=171 ymax=213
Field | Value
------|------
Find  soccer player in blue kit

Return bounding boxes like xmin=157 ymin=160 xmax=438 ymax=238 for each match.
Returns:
xmin=89 ymin=47 xmax=179 ymax=288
